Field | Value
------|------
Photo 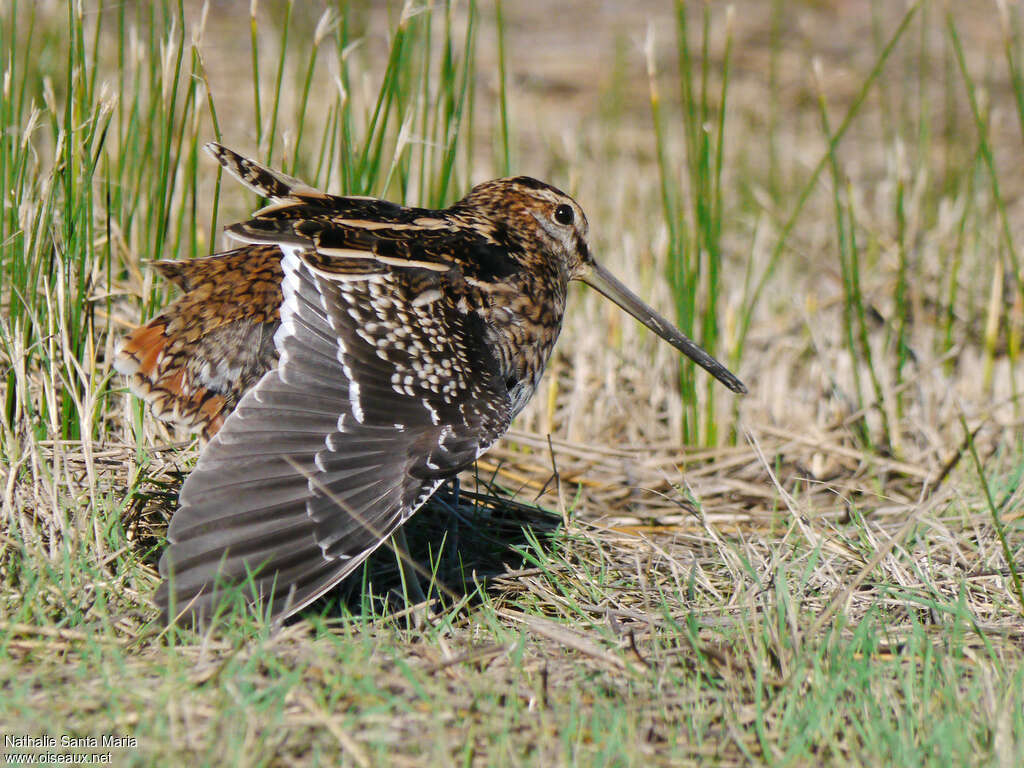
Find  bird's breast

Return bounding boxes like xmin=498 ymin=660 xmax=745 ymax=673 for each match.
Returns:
xmin=472 ymin=275 xmax=568 ymax=417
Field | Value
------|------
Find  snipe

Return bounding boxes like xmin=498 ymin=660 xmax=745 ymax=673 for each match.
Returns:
xmin=116 ymin=143 xmax=746 ymax=625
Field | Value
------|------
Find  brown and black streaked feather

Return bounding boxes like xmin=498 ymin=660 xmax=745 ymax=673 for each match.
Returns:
xmin=114 ymin=245 xmax=283 ymax=439
xmin=118 ymin=142 xmax=746 ymax=627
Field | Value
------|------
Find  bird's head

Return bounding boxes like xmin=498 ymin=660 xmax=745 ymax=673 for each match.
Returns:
xmin=454 ymin=176 xmax=592 ymax=279
xmin=455 ymin=176 xmax=747 ymax=394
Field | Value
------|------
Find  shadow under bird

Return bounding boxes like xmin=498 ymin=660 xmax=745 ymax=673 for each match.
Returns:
xmin=115 ymin=143 xmax=747 ymax=626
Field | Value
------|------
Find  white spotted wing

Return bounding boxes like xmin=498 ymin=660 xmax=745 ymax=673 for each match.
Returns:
xmin=156 ymin=249 xmax=512 ymax=624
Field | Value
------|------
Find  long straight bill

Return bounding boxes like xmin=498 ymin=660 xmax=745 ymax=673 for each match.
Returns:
xmin=581 ymin=261 xmax=747 ymax=394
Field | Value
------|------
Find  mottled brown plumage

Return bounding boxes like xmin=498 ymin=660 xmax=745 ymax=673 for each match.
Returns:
xmin=116 ymin=246 xmax=283 ymax=438
xmin=116 ymin=143 xmax=746 ymax=627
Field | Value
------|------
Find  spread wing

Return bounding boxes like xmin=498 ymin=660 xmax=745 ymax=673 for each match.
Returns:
xmin=156 ymin=248 xmax=513 ymax=625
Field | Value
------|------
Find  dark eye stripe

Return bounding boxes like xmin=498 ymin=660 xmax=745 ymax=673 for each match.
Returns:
xmin=574 ymin=233 xmax=591 ymax=262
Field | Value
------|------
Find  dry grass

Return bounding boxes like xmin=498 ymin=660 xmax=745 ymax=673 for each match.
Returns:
xmin=2 ymin=0 xmax=1024 ymax=765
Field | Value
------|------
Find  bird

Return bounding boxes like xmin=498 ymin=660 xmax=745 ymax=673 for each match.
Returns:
xmin=115 ymin=142 xmax=747 ymax=626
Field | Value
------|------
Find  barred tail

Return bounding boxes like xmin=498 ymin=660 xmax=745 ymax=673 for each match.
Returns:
xmin=204 ymin=142 xmax=326 ymax=201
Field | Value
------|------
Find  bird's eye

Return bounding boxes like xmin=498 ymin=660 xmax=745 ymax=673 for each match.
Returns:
xmin=553 ymin=204 xmax=574 ymax=225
